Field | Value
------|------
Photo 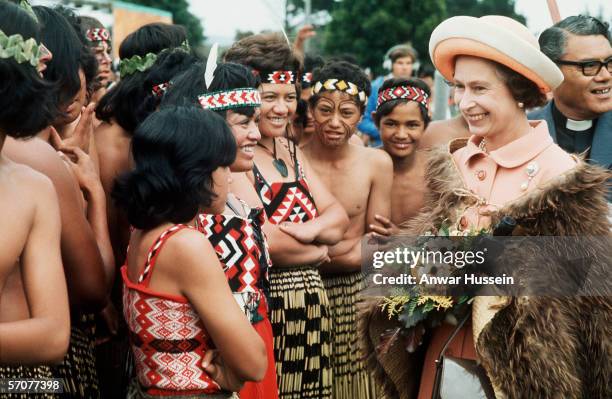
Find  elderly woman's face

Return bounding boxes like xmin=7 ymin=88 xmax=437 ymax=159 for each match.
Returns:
xmin=453 ymin=56 xmax=521 ymax=138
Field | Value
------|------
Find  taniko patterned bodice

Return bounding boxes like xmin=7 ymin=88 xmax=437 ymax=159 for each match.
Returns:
xmin=252 ymin=156 xmax=318 ymax=225
xmin=197 ymin=198 xmax=272 ymax=322
xmin=122 ymin=224 xmax=221 ymax=396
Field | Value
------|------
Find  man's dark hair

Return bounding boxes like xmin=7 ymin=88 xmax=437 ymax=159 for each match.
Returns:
xmin=539 ymin=15 xmax=611 ymax=61
xmin=374 ymin=78 xmax=431 ymax=128
xmin=309 ymin=60 xmax=371 ymax=113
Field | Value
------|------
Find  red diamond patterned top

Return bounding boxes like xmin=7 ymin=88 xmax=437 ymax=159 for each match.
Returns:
xmin=121 ymin=224 xmax=222 ymax=396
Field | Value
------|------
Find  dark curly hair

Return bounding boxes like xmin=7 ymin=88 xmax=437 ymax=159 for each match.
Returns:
xmin=0 ymin=2 xmax=59 ymax=138
xmin=112 ymin=106 xmax=236 ymax=230
xmin=96 ymin=48 xmax=197 ymax=133
xmin=493 ymin=61 xmax=547 ymax=109
xmin=224 ymin=32 xmax=302 ymax=77
xmin=309 ymin=60 xmax=371 ymax=112
xmin=163 ymin=61 xmax=261 ymax=119
xmin=374 ymin=77 xmax=431 ymax=128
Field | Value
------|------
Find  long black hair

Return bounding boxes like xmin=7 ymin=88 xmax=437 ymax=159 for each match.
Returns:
xmin=0 ymin=1 xmax=58 ymax=138
xmin=96 ymin=48 xmax=197 ymax=133
xmin=112 ymin=106 xmax=236 ymax=230
xmin=33 ymin=6 xmax=82 ymax=108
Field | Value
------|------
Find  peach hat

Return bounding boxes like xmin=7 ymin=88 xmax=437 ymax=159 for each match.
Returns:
xmin=429 ymin=15 xmax=564 ymax=93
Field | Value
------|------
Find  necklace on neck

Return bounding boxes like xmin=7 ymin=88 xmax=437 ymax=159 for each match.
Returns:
xmin=478 ymin=138 xmax=488 ymax=153
xmin=257 ymin=138 xmax=289 ymax=177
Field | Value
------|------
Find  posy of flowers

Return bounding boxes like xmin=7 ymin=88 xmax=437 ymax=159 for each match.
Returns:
xmin=376 ymin=223 xmax=490 ymax=354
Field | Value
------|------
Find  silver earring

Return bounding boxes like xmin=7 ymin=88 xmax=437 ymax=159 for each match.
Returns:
xmin=518 ymin=102 xmax=524 ymax=108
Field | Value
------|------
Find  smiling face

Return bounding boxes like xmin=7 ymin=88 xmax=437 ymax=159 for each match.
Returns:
xmin=225 ymin=108 xmax=261 ymax=172
xmin=312 ymin=90 xmax=362 ymax=147
xmin=554 ymin=33 xmax=612 ymax=120
xmin=258 ymin=83 xmax=297 ymax=138
xmin=379 ymin=101 xmax=425 ymax=158
xmin=453 ymin=56 xmax=523 ymax=139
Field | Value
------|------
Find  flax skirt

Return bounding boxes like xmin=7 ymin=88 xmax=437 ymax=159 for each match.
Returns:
xmin=322 ymin=272 xmax=376 ymax=399
xmin=52 ymin=313 xmax=99 ymax=398
xmin=268 ymin=266 xmax=332 ymax=399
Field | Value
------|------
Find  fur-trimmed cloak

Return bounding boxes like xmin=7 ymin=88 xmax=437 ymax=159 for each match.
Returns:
xmin=359 ymin=140 xmax=612 ymax=399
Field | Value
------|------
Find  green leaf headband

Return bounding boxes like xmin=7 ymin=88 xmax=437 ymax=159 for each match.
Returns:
xmin=19 ymin=0 xmax=38 ymax=23
xmin=119 ymin=40 xmax=191 ymax=77
xmin=0 ymin=29 xmax=41 ymax=68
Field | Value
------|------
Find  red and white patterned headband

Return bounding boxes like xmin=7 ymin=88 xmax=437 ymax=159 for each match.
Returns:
xmin=151 ymin=82 xmax=170 ymax=98
xmin=86 ymin=28 xmax=110 ymax=43
xmin=253 ymin=69 xmax=296 ymax=84
xmin=302 ymin=72 xmax=313 ymax=83
xmin=376 ymin=85 xmax=429 ymax=110
xmin=198 ymin=88 xmax=261 ymax=111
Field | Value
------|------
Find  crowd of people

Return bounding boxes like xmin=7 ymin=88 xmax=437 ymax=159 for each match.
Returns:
xmin=0 ymin=0 xmax=610 ymax=398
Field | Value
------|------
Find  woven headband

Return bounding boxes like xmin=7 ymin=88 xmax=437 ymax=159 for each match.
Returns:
xmin=0 ymin=30 xmax=41 ymax=68
xmin=312 ymin=79 xmax=367 ymax=104
xmin=376 ymin=85 xmax=429 ymax=110
xmin=119 ymin=40 xmax=190 ymax=77
xmin=198 ymin=88 xmax=261 ymax=111
xmin=151 ymin=82 xmax=170 ymax=98
xmin=86 ymin=28 xmax=110 ymax=43
xmin=253 ymin=69 xmax=296 ymax=84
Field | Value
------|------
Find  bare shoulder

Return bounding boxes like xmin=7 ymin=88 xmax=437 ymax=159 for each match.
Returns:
xmin=4 ymin=138 xmax=73 ymax=187
xmin=161 ymin=228 xmax=217 ymax=272
xmin=359 ymin=145 xmax=393 ymax=169
xmin=95 ymin=122 xmax=130 ymax=162
xmin=3 ymin=160 xmax=55 ymax=197
xmin=421 ymin=117 xmax=470 ymax=149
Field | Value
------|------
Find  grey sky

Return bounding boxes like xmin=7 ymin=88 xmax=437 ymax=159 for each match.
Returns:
xmin=189 ymin=0 xmax=611 ymax=42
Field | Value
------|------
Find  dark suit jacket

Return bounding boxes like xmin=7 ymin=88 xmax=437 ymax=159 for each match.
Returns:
xmin=529 ymin=102 xmax=611 ymax=201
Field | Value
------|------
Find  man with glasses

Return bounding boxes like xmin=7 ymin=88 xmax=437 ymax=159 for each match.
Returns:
xmin=529 ymin=15 xmax=611 ymax=182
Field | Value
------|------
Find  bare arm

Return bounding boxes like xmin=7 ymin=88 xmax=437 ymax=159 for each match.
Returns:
xmin=262 ymin=222 xmax=329 ymax=267
xmin=173 ymin=231 xmax=267 ymax=384
xmin=286 ymin=148 xmax=349 ymax=244
xmin=60 ymin=147 xmax=115 ymax=289
xmin=0 ymin=176 xmax=70 ymax=364
xmin=5 ymin=139 xmax=107 ymax=311
xmin=366 ymin=151 xmax=393 ymax=229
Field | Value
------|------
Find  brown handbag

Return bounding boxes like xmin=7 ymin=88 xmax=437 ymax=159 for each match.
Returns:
xmin=431 ymin=313 xmax=496 ymax=399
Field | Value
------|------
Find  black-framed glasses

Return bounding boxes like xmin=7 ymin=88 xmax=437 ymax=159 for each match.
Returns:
xmin=555 ymin=57 xmax=612 ymax=76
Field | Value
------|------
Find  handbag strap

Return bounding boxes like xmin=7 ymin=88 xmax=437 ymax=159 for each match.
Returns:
xmin=431 ymin=311 xmax=472 ymax=399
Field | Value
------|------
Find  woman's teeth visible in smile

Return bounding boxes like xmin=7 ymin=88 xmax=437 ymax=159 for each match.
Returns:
xmin=466 ymin=113 xmax=487 ymax=122
xmin=268 ymin=117 xmax=287 ymax=126
xmin=240 ymin=144 xmax=254 ymax=154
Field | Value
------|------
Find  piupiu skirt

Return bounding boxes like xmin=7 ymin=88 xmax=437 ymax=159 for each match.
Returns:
xmin=322 ymin=272 xmax=376 ymax=399
xmin=268 ymin=266 xmax=332 ymax=399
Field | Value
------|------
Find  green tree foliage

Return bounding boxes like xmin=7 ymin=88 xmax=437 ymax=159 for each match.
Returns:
xmin=446 ymin=0 xmax=525 ymax=24
xmin=124 ymin=0 xmax=204 ymax=46
xmin=323 ymin=0 xmax=526 ymax=74
xmin=324 ymin=0 xmax=446 ymax=75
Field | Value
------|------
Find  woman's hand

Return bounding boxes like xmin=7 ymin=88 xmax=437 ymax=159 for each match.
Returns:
xmin=202 ymin=349 xmax=245 ymax=393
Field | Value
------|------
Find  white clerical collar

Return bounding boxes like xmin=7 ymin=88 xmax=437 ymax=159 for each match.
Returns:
xmin=566 ymin=118 xmax=593 ymax=131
